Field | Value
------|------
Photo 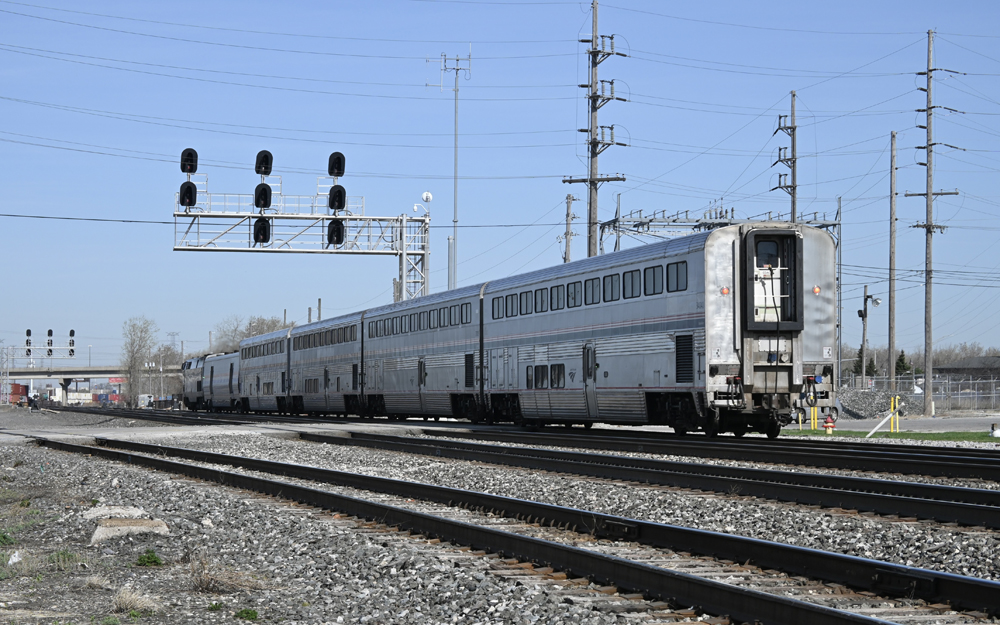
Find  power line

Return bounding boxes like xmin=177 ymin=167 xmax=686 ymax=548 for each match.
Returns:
xmin=0 ymin=0 xmax=577 ymax=44
xmin=0 ymin=7 xmax=576 ymax=60
xmin=0 ymin=45 xmax=577 ymax=102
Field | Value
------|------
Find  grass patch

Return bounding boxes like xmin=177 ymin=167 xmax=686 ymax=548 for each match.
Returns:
xmin=0 ymin=532 xmax=13 ymax=546
xmin=781 ymin=428 xmax=996 ymax=443
xmin=111 ymin=587 xmax=158 ymax=615
xmin=135 ymin=549 xmax=162 ymax=567
xmin=101 ymin=617 xmax=121 ymax=625
xmin=208 ymin=602 xmax=224 ymax=612
xmin=235 ymin=608 xmax=258 ymax=620
xmin=48 ymin=549 xmax=82 ymax=571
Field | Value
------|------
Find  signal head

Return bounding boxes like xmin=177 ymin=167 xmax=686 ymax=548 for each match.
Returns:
xmin=25 ymin=329 xmax=31 ymax=337
xmin=328 ymin=185 xmax=346 ymax=212
xmin=327 ymin=219 xmax=345 ymax=246
xmin=47 ymin=329 xmax=53 ymax=337
xmin=253 ymin=217 xmax=271 ymax=244
xmin=179 ymin=181 xmax=198 ymax=207
xmin=180 ymin=148 xmax=198 ymax=174
xmin=328 ymin=152 xmax=346 ymax=178
xmin=69 ymin=329 xmax=75 ymax=337
xmin=69 ymin=349 xmax=75 ymax=357
xmin=255 ymin=150 xmax=273 ymax=176
xmin=46 ymin=348 xmax=52 ymax=357
xmin=254 ymin=183 xmax=272 ymax=209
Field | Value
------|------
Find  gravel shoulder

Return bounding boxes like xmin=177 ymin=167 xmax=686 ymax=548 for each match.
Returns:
xmin=170 ymin=432 xmax=1000 ymax=581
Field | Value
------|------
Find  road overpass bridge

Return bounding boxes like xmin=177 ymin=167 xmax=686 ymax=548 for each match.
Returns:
xmin=8 ymin=365 xmax=182 ymax=380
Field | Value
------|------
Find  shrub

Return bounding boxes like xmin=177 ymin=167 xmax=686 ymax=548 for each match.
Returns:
xmin=208 ymin=602 xmax=223 ymax=612
xmin=0 ymin=533 xmax=13 ymax=546
xmin=135 ymin=550 xmax=162 ymax=567
xmin=235 ymin=608 xmax=258 ymax=620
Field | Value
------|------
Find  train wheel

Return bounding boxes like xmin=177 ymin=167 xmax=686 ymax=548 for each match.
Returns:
xmin=674 ymin=426 xmax=688 ymax=436
xmin=583 ymin=422 xmax=593 ymax=429
xmin=765 ymin=419 xmax=781 ymax=439
xmin=732 ymin=426 xmax=747 ymax=438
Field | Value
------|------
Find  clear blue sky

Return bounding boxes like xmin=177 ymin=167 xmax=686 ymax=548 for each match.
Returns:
xmin=2 ymin=0 xmax=999 ymax=366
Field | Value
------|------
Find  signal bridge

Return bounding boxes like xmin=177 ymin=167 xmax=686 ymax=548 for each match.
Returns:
xmin=174 ymin=149 xmax=430 ymax=302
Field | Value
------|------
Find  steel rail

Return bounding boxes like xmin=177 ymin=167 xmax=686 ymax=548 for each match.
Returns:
xmin=302 ymin=432 xmax=1000 ymax=529
xmin=423 ymin=429 xmax=1000 ymax=482
xmin=527 ymin=427 xmax=1000 ymax=461
xmin=32 ymin=436 xmax=894 ymax=625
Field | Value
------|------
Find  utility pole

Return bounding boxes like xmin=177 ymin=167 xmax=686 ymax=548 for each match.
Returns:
xmin=430 ymin=52 xmax=471 ymax=290
xmin=837 ymin=197 xmax=843 ymax=385
xmin=859 ymin=286 xmax=881 ymax=391
xmin=905 ymin=30 xmax=960 ymax=417
xmin=888 ymin=131 xmax=897 ymax=392
xmin=559 ymin=194 xmax=578 ymax=263
xmin=208 ymin=331 xmax=212 ymax=352
xmin=563 ymin=0 xmax=627 ymax=257
xmin=772 ymin=91 xmax=797 ymax=222
xmin=318 ymin=298 xmax=322 ymax=321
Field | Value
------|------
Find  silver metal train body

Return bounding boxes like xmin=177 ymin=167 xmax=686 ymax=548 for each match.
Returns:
xmin=182 ymin=223 xmax=838 ymax=436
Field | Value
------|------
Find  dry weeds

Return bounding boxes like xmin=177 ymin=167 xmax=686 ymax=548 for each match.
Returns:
xmin=111 ymin=586 xmax=159 ymax=614
xmin=190 ymin=554 xmax=268 ymax=593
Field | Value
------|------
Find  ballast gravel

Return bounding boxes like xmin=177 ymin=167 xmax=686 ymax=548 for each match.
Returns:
xmin=172 ymin=432 xmax=1000 ymax=582
xmin=0 ymin=441 xmax=652 ymax=624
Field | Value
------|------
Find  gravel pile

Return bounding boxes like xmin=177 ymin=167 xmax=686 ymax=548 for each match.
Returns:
xmin=171 ymin=433 xmax=1000 ymax=582
xmin=838 ymin=389 xmax=909 ymax=419
xmin=0 ymin=441 xmax=651 ymax=624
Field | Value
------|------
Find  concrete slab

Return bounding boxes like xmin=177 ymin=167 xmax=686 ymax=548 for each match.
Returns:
xmin=90 ymin=518 xmax=169 ymax=545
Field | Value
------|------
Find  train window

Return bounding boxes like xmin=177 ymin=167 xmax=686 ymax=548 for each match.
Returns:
xmin=401 ymin=315 xmax=409 ymax=334
xmin=324 ymin=368 xmax=330 ymax=390
xmin=567 ymin=282 xmax=582 ymax=308
xmin=505 ymin=294 xmax=518 ymax=317
xmin=756 ymin=240 xmax=780 ymax=268
xmin=369 ymin=323 xmax=375 ymax=339
xmin=534 ymin=365 xmax=548 ymax=389
xmin=430 ymin=310 xmax=438 ymax=329
xmin=667 ymin=261 xmax=688 ymax=292
xmin=352 ymin=363 xmax=359 ymax=390
xmin=440 ymin=307 xmax=449 ymax=327
xmin=623 ymin=270 xmax=641 ymax=299
xmin=351 ymin=325 xmax=357 ymax=342
xmin=519 ymin=292 xmax=533 ymax=315
xmin=410 ymin=313 xmax=418 ymax=331
xmin=525 ymin=366 xmax=533 ymax=390
xmin=534 ymin=288 xmax=548 ymax=313
xmin=375 ymin=320 xmax=383 ymax=337
xmin=391 ymin=317 xmax=399 ymax=335
xmin=327 ymin=330 xmax=333 ymax=345
xmin=492 ymin=297 xmax=504 ymax=320
xmin=551 ymin=364 xmax=565 ymax=388
xmin=461 ymin=303 xmax=471 ymax=324
xmin=644 ymin=265 xmax=664 ymax=295
xmin=603 ymin=274 xmax=620 ymax=302
xmin=419 ymin=311 xmax=428 ymax=330
xmin=312 ymin=333 xmax=318 ymax=348
xmin=551 ymin=285 xmax=565 ymax=310
xmin=585 ymin=278 xmax=600 ymax=305
xmin=450 ymin=305 xmax=459 ymax=325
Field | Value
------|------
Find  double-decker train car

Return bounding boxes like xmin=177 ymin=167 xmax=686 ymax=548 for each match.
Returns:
xmin=182 ymin=222 xmax=838 ymax=437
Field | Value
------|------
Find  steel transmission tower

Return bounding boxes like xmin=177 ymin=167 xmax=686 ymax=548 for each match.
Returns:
xmin=771 ymin=91 xmax=797 ymax=222
xmin=563 ymin=0 xmax=627 ymax=257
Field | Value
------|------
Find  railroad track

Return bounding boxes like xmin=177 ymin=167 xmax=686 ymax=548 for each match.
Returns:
xmin=53 ymin=405 xmax=322 ymax=427
xmin=424 ymin=429 xmax=1000 ymax=482
xmin=32 ymin=435 xmax=1000 ymax=625
xmin=301 ymin=431 xmax=1000 ymax=529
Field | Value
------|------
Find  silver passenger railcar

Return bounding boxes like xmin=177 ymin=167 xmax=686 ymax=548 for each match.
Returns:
xmin=190 ymin=222 xmax=836 ymax=437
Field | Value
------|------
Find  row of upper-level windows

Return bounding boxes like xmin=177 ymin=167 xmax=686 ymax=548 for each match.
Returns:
xmin=242 ymin=340 xmax=285 ymax=360
xmin=293 ymin=325 xmax=358 ymax=352
xmin=491 ymin=261 xmax=687 ymax=320
xmin=368 ymin=302 xmax=472 ymax=339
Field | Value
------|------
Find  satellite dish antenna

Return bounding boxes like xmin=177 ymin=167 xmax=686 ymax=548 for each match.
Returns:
xmin=421 ymin=192 xmax=433 ymax=203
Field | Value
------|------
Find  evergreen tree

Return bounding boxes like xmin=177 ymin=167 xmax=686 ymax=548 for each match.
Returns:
xmin=895 ymin=351 xmax=911 ymax=376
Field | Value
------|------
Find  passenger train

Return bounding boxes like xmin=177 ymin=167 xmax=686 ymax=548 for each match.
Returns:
xmin=182 ymin=222 xmax=838 ymax=437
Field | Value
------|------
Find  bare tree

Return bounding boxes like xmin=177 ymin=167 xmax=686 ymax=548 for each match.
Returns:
xmin=208 ymin=315 xmax=290 ymax=354
xmin=120 ymin=316 xmax=159 ymax=408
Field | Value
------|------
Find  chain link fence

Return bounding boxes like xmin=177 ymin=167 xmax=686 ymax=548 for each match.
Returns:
xmin=843 ymin=374 xmax=1000 ymax=414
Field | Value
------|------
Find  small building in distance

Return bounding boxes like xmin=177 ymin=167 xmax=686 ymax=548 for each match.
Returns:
xmin=936 ymin=356 xmax=1000 ymax=379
